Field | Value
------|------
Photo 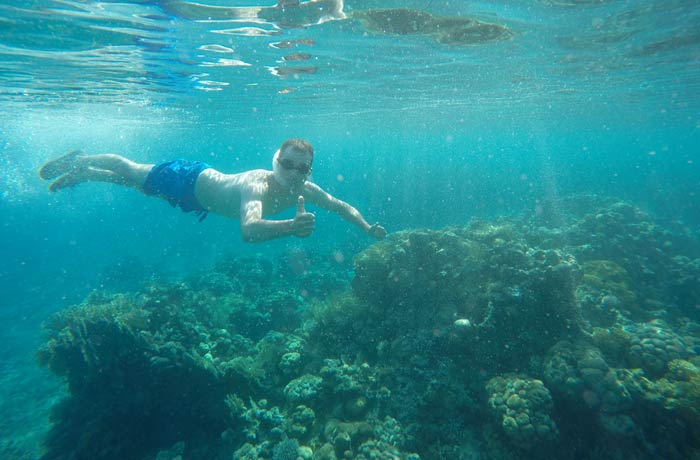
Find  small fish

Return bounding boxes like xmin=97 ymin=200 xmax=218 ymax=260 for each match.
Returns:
xmin=278 ymin=88 xmax=297 ymax=94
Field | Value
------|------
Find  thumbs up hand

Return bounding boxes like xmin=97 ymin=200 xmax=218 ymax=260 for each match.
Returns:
xmin=296 ymin=195 xmax=306 ymax=214
xmin=292 ymin=195 xmax=315 ymax=237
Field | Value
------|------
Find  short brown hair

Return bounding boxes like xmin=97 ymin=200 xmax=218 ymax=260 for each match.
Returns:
xmin=280 ymin=138 xmax=314 ymax=159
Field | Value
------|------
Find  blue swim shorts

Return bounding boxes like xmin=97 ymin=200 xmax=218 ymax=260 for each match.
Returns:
xmin=142 ymin=159 xmax=211 ymax=220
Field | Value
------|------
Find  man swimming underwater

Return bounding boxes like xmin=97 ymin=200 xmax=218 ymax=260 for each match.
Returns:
xmin=39 ymin=139 xmax=386 ymax=243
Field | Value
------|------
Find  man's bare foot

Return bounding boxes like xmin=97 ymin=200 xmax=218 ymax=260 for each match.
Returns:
xmin=48 ymin=170 xmax=87 ymax=193
xmin=39 ymin=150 xmax=84 ymax=180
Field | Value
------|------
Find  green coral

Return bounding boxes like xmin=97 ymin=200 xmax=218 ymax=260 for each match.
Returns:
xmin=288 ymin=405 xmax=315 ymax=437
xmin=590 ymin=326 xmax=632 ymax=367
xmin=320 ymin=359 xmax=376 ymax=396
xmin=576 ymin=260 xmax=637 ymax=325
xmin=355 ymin=440 xmax=420 ymax=460
xmin=624 ymin=321 xmax=690 ymax=377
xmin=35 ymin=198 xmax=700 ymax=460
xmin=658 ymin=359 xmax=700 ymax=426
xmin=279 ymin=352 xmax=302 ymax=376
xmin=232 ymin=442 xmax=262 ymax=460
xmin=544 ymin=340 xmax=635 ymax=413
xmin=581 ymin=260 xmax=636 ymax=303
xmin=304 ymin=292 xmax=372 ymax=357
xmin=323 ymin=419 xmax=374 ymax=458
xmin=351 ymin=227 xmax=584 ymax=367
xmin=486 ymin=375 xmax=558 ymax=449
xmin=36 ymin=289 xmax=236 ymax=460
xmin=284 ymin=374 xmax=324 ymax=405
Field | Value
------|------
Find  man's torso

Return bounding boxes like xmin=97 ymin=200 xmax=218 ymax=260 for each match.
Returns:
xmin=194 ymin=168 xmax=307 ymax=218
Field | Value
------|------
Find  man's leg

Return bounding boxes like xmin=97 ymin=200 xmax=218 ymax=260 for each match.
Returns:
xmin=40 ymin=152 xmax=154 ymax=192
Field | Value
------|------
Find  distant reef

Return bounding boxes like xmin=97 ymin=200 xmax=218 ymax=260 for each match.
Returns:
xmin=37 ymin=195 xmax=700 ymax=460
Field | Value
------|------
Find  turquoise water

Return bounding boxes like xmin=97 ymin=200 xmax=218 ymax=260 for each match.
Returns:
xmin=1 ymin=1 xmax=699 ymax=459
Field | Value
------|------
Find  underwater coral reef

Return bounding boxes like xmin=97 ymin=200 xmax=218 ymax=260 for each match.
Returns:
xmin=37 ymin=196 xmax=700 ymax=460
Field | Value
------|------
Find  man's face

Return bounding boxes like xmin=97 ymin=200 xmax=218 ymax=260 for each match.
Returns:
xmin=274 ymin=147 xmax=312 ymax=187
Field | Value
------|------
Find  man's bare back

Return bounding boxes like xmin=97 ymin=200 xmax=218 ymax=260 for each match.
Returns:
xmin=195 ymin=169 xmax=299 ymax=219
xmin=39 ymin=138 xmax=386 ymax=243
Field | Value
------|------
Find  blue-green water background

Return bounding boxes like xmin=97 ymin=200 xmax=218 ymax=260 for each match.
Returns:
xmin=0 ymin=0 xmax=699 ymax=456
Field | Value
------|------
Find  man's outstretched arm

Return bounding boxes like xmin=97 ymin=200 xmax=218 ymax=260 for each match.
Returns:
xmin=304 ymin=182 xmax=386 ymax=240
xmin=240 ymin=196 xmax=315 ymax=242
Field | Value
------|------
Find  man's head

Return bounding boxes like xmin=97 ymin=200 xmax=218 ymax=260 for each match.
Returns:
xmin=273 ymin=138 xmax=314 ymax=188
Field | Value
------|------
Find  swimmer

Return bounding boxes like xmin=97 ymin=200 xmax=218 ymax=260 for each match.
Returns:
xmin=162 ymin=0 xmax=346 ymax=28
xmin=38 ymin=139 xmax=387 ymax=243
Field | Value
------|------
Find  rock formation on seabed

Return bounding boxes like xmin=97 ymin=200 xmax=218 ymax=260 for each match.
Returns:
xmin=37 ymin=196 xmax=700 ymax=460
